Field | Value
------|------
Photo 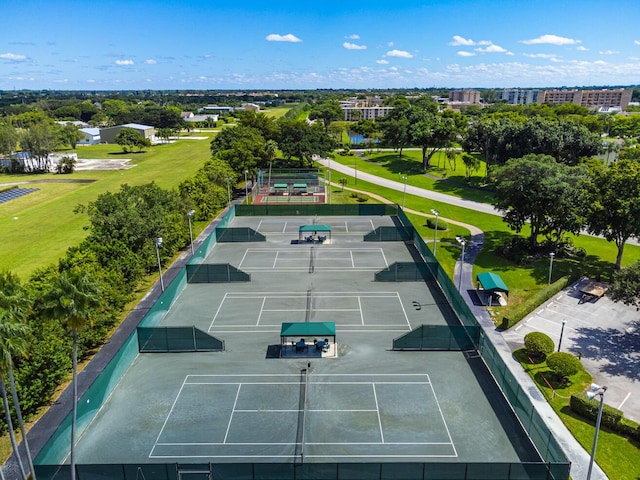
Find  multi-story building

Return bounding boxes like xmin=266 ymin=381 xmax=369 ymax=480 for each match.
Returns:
xmin=342 ymin=106 xmax=394 ymax=121
xmin=449 ymin=89 xmax=481 ymax=104
xmin=499 ymin=89 xmax=541 ymax=105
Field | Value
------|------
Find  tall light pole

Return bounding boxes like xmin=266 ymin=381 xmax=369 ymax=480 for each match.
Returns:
xmin=187 ymin=210 xmax=195 ymax=256
xmin=430 ymin=209 xmax=439 ymax=256
xmin=557 ymin=319 xmax=566 ymax=352
xmin=154 ymin=237 xmax=164 ymax=292
xmin=548 ymin=252 xmax=555 ymax=285
xmin=401 ymin=175 xmax=408 ymax=208
xmin=456 ymin=236 xmax=467 ymax=292
xmin=327 ymin=169 xmax=331 ymax=204
xmin=244 ymin=170 xmax=249 ymax=205
xmin=354 ymin=156 xmax=358 ymax=184
xmin=226 ymin=177 xmax=232 ymax=207
xmin=586 ymin=384 xmax=608 ymax=480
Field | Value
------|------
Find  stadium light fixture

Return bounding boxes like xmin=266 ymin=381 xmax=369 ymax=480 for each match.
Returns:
xmin=154 ymin=237 xmax=164 ymax=292
xmin=244 ymin=170 xmax=249 ymax=205
xmin=401 ymin=176 xmax=408 ymax=208
xmin=456 ymin=236 xmax=467 ymax=292
xmin=557 ymin=319 xmax=566 ymax=352
xmin=430 ymin=209 xmax=439 ymax=256
xmin=586 ymin=384 xmax=607 ymax=480
xmin=187 ymin=210 xmax=195 ymax=256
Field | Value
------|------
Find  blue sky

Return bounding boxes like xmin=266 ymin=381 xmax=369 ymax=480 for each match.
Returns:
xmin=2 ymin=0 xmax=639 ymax=90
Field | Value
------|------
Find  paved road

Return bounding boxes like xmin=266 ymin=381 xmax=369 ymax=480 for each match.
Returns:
xmin=318 ymin=157 xmax=500 ymax=215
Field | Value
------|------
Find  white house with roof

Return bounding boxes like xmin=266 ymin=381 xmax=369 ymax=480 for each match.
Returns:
xmin=78 ymin=127 xmax=101 ymax=145
xmin=99 ymin=123 xmax=155 ymax=144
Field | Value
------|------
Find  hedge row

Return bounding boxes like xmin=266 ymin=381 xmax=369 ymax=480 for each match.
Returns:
xmin=425 ymin=218 xmax=448 ymax=230
xmin=570 ymin=394 xmax=640 ymax=442
xmin=500 ymin=274 xmax=578 ymax=330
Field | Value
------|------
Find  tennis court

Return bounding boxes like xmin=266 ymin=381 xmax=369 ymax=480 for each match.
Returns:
xmin=34 ymin=211 xmax=566 ymax=479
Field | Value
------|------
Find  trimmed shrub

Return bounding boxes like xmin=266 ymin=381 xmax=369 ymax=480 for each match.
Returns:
xmin=618 ymin=418 xmax=640 ymax=442
xmin=546 ymin=352 xmax=582 ymax=381
xmin=523 ymin=331 xmax=554 ymax=357
xmin=425 ymin=218 xmax=448 ymax=230
xmin=570 ymin=394 xmax=624 ymax=430
xmin=500 ymin=274 xmax=579 ymax=329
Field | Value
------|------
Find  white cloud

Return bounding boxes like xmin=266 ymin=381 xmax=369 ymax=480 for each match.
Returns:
xmin=345 ymin=34 xmax=360 ymax=40
xmin=115 ymin=59 xmax=134 ymax=65
xmin=266 ymin=33 xmax=302 ymax=43
xmin=577 ymin=46 xmax=588 ymax=51
xmin=475 ymin=44 xmax=508 ymax=54
xmin=449 ymin=36 xmax=491 ymax=46
xmin=387 ymin=42 xmax=394 ymax=47
xmin=599 ymin=50 xmax=619 ymax=55
xmin=520 ymin=34 xmax=580 ymax=45
xmin=387 ymin=49 xmax=413 ymax=58
xmin=457 ymin=51 xmax=476 ymax=57
xmin=376 ymin=59 xmax=389 ymax=64
xmin=0 ymin=52 xmax=27 ymax=60
xmin=343 ymin=42 xmax=367 ymax=50
xmin=523 ymin=53 xmax=558 ymax=59
xmin=635 ymin=40 xmax=640 ymax=46
xmin=145 ymin=59 xmax=157 ymax=64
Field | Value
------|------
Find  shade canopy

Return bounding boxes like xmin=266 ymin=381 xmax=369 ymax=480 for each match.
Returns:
xmin=280 ymin=322 xmax=336 ymax=338
xmin=299 ymin=224 xmax=331 ymax=233
xmin=476 ymin=272 xmax=509 ymax=294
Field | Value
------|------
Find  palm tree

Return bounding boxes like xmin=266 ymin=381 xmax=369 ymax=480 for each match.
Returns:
xmin=0 ymin=271 xmax=35 ymax=480
xmin=39 ymin=270 xmax=101 ymax=480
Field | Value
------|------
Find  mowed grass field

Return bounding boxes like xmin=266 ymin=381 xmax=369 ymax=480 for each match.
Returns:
xmin=0 ymin=136 xmax=214 ymax=280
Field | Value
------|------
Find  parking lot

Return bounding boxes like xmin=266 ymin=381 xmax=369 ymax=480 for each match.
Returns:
xmin=502 ymin=277 xmax=640 ymax=423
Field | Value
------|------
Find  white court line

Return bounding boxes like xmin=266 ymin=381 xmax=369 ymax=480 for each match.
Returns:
xmin=223 ymin=384 xmax=242 ymax=443
xmin=149 ymin=377 xmax=189 ymax=458
xmin=350 ymin=250 xmax=355 ymax=268
xmin=344 ymin=220 xmax=348 ymax=232
xmin=380 ymin=248 xmax=390 ymax=268
xmin=257 ymin=297 xmax=267 ymax=326
xmin=208 ymin=292 xmax=229 ymax=330
xmin=397 ymin=292 xmax=412 ymax=330
xmin=618 ymin=392 xmax=632 ymax=410
xmin=282 ymin=221 xmax=288 ymax=233
xmin=237 ymin=249 xmax=250 ymax=269
xmin=272 ymin=250 xmax=279 ymax=268
xmin=225 ymin=291 xmax=401 ymax=296
xmin=428 ymin=375 xmax=458 ymax=458
xmin=372 ymin=384 xmax=384 ymax=443
xmin=370 ymin=219 xmax=375 ymax=231
xmin=256 ymin=219 xmax=263 ymax=232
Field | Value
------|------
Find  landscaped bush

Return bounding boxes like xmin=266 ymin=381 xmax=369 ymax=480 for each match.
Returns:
xmin=425 ymin=218 xmax=447 ymax=230
xmin=618 ymin=418 xmax=640 ymax=442
xmin=523 ymin=331 xmax=554 ymax=358
xmin=570 ymin=393 xmax=624 ymax=430
xmin=545 ymin=352 xmax=583 ymax=382
xmin=500 ymin=275 xmax=577 ymax=329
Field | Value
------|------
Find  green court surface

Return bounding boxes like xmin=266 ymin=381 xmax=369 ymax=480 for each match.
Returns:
xmin=35 ymin=213 xmax=561 ymax=479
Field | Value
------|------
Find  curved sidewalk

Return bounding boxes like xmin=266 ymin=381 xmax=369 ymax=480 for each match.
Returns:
xmin=330 ymin=173 xmax=607 ymax=480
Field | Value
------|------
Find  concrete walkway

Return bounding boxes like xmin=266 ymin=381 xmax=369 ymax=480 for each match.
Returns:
xmin=327 ymin=169 xmax=608 ymax=480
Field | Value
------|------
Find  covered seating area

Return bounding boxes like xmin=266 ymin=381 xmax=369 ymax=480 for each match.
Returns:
xmin=298 ymin=224 xmax=332 ymax=243
xmin=476 ymin=272 xmax=509 ymax=306
xmin=280 ymin=322 xmax=337 ymax=358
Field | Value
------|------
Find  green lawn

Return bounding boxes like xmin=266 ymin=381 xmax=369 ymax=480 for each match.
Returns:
xmin=0 ymin=136 xmax=215 ymax=280
xmin=515 ymin=349 xmax=640 ymax=480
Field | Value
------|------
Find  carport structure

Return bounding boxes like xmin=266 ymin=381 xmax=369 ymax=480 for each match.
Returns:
xmin=476 ymin=272 xmax=509 ymax=306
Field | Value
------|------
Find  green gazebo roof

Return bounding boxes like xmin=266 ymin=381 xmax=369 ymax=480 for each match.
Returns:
xmin=299 ymin=224 xmax=331 ymax=233
xmin=476 ymin=272 xmax=509 ymax=294
xmin=280 ymin=322 xmax=336 ymax=337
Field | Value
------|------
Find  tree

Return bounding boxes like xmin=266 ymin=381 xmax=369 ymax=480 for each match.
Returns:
xmin=609 ymin=261 xmax=640 ymax=309
xmin=210 ymin=125 xmax=266 ymax=173
xmin=39 ymin=270 xmax=102 ymax=480
xmin=277 ymin=119 xmax=336 ymax=167
xmin=461 ymin=154 xmax=481 ymax=180
xmin=523 ymin=331 xmax=554 ymax=358
xmin=308 ymin=99 xmax=343 ymax=132
xmin=20 ymin=122 xmax=61 ymax=172
xmin=115 ymin=127 xmax=150 ymax=153
xmin=493 ymin=154 xmax=587 ymax=249
xmin=410 ymin=110 xmax=463 ymax=171
xmin=59 ymin=123 xmax=84 ymax=150
xmin=546 ymin=352 xmax=582 ymax=383
xmin=156 ymin=127 xmax=173 ymax=143
xmin=584 ymin=159 xmax=640 ymax=269
xmin=0 ymin=272 xmax=35 ymax=480
xmin=0 ymin=123 xmax=19 ymax=156
xmin=55 ymin=155 xmax=77 ymax=174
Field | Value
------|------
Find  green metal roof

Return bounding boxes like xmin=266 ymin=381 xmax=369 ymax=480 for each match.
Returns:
xmin=274 ymin=183 xmax=288 ymax=188
xmin=476 ymin=272 xmax=509 ymax=293
xmin=299 ymin=224 xmax=331 ymax=232
xmin=293 ymin=183 xmax=308 ymax=188
xmin=280 ymin=322 xmax=336 ymax=337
